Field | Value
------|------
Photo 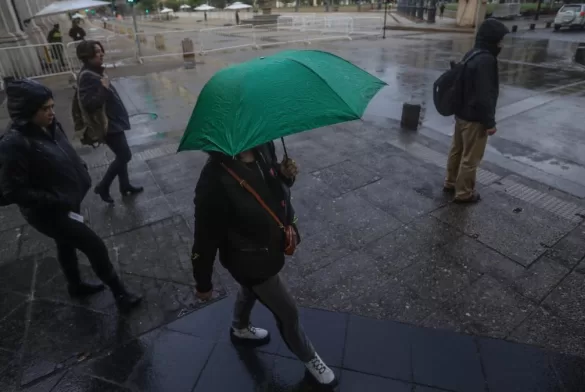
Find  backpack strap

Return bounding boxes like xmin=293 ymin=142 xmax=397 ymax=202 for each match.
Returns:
xmin=461 ymin=49 xmax=489 ymax=65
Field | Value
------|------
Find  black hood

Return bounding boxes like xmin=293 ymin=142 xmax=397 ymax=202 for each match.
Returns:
xmin=475 ymin=18 xmax=510 ymax=56
xmin=6 ymin=80 xmax=53 ymax=127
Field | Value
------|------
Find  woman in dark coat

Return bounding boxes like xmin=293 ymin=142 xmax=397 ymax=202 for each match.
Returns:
xmin=191 ymin=142 xmax=337 ymax=387
xmin=0 ymin=80 xmax=142 ymax=312
xmin=76 ymin=40 xmax=143 ymax=204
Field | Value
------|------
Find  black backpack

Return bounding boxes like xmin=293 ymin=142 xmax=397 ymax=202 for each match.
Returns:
xmin=0 ymin=130 xmax=30 ymax=207
xmin=433 ymin=50 xmax=487 ymax=117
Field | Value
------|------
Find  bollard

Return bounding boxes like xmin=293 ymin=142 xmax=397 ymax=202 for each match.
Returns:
xmin=545 ymin=21 xmax=551 ymax=28
xmin=401 ymin=103 xmax=421 ymax=131
xmin=511 ymin=25 xmax=517 ymax=33
xmin=575 ymin=43 xmax=585 ymax=66
xmin=529 ymin=23 xmax=535 ymax=30
xmin=182 ymin=38 xmax=196 ymax=69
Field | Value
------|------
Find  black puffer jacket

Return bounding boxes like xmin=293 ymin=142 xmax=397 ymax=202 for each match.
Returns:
xmin=191 ymin=142 xmax=298 ymax=292
xmin=0 ymin=80 xmax=92 ymax=219
xmin=454 ymin=19 xmax=509 ymax=129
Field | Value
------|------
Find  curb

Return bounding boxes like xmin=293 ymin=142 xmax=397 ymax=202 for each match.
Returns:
xmin=384 ymin=24 xmax=473 ymax=34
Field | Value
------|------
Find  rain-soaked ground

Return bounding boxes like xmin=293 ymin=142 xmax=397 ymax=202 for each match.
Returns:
xmin=1 ymin=27 xmax=585 ymax=391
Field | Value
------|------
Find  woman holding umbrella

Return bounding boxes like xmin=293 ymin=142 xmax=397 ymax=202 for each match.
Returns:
xmin=183 ymin=50 xmax=386 ymax=387
xmin=192 ymin=142 xmax=337 ymax=386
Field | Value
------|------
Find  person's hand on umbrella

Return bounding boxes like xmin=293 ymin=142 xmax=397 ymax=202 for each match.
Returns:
xmin=280 ymin=158 xmax=298 ymax=179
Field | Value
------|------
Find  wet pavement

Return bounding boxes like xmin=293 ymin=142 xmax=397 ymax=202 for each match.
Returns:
xmin=1 ymin=27 xmax=585 ymax=391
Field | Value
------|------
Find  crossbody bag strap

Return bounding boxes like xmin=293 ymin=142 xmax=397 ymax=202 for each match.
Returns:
xmin=221 ymin=162 xmax=285 ymax=230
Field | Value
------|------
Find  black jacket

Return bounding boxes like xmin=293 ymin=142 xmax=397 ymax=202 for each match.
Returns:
xmin=68 ymin=25 xmax=86 ymax=41
xmin=0 ymin=83 xmax=91 ymax=219
xmin=78 ymin=65 xmax=131 ymax=134
xmin=454 ymin=19 xmax=509 ymax=129
xmin=191 ymin=142 xmax=297 ymax=292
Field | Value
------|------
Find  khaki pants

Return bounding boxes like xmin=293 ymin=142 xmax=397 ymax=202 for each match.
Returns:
xmin=445 ymin=118 xmax=488 ymax=200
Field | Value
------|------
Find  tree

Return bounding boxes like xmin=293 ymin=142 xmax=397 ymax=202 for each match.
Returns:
xmin=137 ymin=0 xmax=158 ymax=11
xmin=165 ymin=0 xmax=181 ymax=10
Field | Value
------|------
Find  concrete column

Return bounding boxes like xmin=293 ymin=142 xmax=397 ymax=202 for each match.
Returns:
xmin=16 ymin=0 xmax=45 ymax=45
xmin=0 ymin=0 xmax=42 ymax=80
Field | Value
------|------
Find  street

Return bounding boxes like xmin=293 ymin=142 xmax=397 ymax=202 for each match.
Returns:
xmin=1 ymin=14 xmax=585 ymax=392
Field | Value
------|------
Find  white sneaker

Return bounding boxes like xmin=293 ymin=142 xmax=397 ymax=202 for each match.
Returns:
xmin=305 ymin=353 xmax=337 ymax=386
xmin=230 ymin=325 xmax=270 ymax=345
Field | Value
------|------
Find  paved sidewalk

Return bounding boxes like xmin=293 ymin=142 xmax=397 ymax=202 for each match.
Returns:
xmin=1 ymin=32 xmax=585 ymax=392
xmin=21 ymin=296 xmax=585 ymax=392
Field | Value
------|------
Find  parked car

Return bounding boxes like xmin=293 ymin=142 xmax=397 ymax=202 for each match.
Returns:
xmin=554 ymin=4 xmax=585 ymax=31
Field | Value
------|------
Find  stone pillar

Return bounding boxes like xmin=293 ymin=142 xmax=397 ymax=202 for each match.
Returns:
xmin=16 ymin=0 xmax=45 ymax=45
xmin=0 ymin=0 xmax=42 ymax=80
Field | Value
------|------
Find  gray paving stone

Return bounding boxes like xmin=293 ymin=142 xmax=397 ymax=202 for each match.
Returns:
xmin=18 ymin=225 xmax=55 ymax=259
xmin=509 ymin=307 xmax=585 ymax=358
xmin=355 ymin=177 xmax=447 ymax=224
xmin=541 ymin=270 xmax=585 ymax=330
xmin=432 ymin=189 xmax=575 ymax=266
xmin=87 ymin=196 xmax=175 ymax=238
xmin=147 ymin=150 xmax=208 ymax=195
xmin=312 ymin=160 xmax=381 ymax=195
xmin=545 ymin=224 xmax=585 ymax=269
xmin=510 ymin=256 xmax=569 ymax=302
xmin=0 ymin=227 xmax=21 ymax=266
xmin=115 ymin=216 xmax=194 ymax=285
xmin=443 ymin=275 xmax=535 ymax=339
xmin=0 ymin=205 xmax=26 ymax=232
xmin=394 ymin=255 xmax=482 ymax=303
xmin=313 ymin=192 xmax=402 ymax=250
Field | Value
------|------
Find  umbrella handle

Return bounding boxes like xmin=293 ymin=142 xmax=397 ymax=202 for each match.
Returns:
xmin=281 ymin=137 xmax=288 ymax=160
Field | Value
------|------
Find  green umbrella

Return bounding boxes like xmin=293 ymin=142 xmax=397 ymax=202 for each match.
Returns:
xmin=177 ymin=50 xmax=387 ymax=156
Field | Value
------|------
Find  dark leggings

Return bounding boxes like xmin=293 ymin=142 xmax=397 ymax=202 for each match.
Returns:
xmin=29 ymin=210 xmax=115 ymax=286
xmin=99 ymin=132 xmax=132 ymax=191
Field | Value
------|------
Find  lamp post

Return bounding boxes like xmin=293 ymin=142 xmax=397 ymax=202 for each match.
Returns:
xmin=383 ymin=0 xmax=388 ymax=38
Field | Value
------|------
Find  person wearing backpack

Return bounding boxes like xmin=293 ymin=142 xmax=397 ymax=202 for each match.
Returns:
xmin=443 ymin=19 xmax=509 ymax=203
xmin=76 ymin=40 xmax=143 ymax=204
xmin=0 ymin=80 xmax=142 ymax=312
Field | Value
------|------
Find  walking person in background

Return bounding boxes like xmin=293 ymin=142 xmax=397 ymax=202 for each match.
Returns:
xmin=444 ymin=19 xmax=509 ymax=203
xmin=0 ymin=80 xmax=142 ymax=312
xmin=69 ymin=19 xmax=86 ymax=41
xmin=191 ymin=142 xmax=337 ymax=388
xmin=76 ymin=40 xmax=143 ymax=204
xmin=47 ymin=24 xmax=65 ymax=67
xmin=439 ymin=2 xmax=445 ymax=18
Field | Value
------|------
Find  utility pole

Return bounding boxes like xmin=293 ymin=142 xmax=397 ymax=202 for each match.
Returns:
xmin=128 ymin=1 xmax=143 ymax=61
xmin=295 ymin=0 xmax=300 ymax=12
xmin=383 ymin=0 xmax=388 ymax=38
xmin=534 ymin=0 xmax=542 ymax=21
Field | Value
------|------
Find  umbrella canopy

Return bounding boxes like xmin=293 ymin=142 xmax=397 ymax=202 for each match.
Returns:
xmin=225 ymin=2 xmax=252 ymax=9
xmin=160 ymin=7 xmax=174 ymax=14
xmin=179 ymin=4 xmax=192 ymax=9
xmin=34 ymin=0 xmax=109 ymax=18
xmin=178 ymin=50 xmax=386 ymax=156
xmin=194 ymin=4 xmax=216 ymax=10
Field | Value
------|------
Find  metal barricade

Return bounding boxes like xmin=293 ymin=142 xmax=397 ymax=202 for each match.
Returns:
xmin=350 ymin=16 xmax=384 ymax=37
xmin=199 ymin=25 xmax=255 ymax=54
xmin=0 ymin=43 xmax=74 ymax=80
xmin=104 ymin=34 xmax=138 ymax=66
xmin=137 ymin=29 xmax=201 ymax=61
xmin=254 ymin=24 xmax=309 ymax=47
xmin=303 ymin=17 xmax=352 ymax=42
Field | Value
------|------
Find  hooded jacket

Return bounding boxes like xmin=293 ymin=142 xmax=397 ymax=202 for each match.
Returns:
xmin=454 ymin=19 xmax=509 ymax=129
xmin=191 ymin=142 xmax=298 ymax=292
xmin=0 ymin=80 xmax=92 ymax=218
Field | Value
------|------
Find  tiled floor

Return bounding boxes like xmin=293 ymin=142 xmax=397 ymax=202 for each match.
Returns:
xmin=29 ymin=296 xmax=585 ymax=392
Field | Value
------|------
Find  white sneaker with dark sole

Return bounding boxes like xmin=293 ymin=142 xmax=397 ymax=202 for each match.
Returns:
xmin=230 ymin=325 xmax=271 ymax=346
xmin=305 ymin=353 xmax=337 ymax=387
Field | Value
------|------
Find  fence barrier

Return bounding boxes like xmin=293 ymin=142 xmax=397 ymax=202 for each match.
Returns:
xmin=0 ymin=16 xmax=383 ymax=81
xmin=0 ymin=43 xmax=74 ymax=81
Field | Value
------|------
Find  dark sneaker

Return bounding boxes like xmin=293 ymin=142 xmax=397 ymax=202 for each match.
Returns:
xmin=115 ymin=292 xmax=143 ymax=313
xmin=68 ymin=282 xmax=105 ymax=298
xmin=120 ymin=185 xmax=144 ymax=196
